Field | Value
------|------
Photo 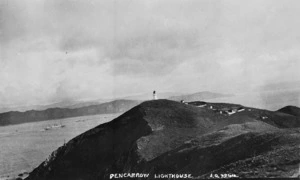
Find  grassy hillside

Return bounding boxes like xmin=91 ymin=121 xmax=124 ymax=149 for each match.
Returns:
xmin=25 ymin=100 xmax=300 ymax=180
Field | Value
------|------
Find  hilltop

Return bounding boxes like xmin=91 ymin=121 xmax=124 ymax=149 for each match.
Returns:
xmin=26 ymin=100 xmax=300 ymax=179
xmin=0 ymin=100 xmax=140 ymax=126
xmin=277 ymin=105 xmax=300 ymax=117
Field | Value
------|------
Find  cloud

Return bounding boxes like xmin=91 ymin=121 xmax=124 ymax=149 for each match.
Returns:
xmin=108 ymin=28 xmax=200 ymax=76
xmin=1 ymin=0 xmax=300 ymax=106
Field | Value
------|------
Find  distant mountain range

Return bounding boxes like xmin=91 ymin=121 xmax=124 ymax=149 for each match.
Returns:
xmin=0 ymin=100 xmax=140 ymax=126
xmin=123 ymin=91 xmax=232 ymax=101
xmin=122 ymin=91 xmax=184 ymax=100
xmin=0 ymin=99 xmax=111 ymax=113
xmin=26 ymin=100 xmax=300 ymax=179
xmin=211 ymin=88 xmax=300 ymax=111
xmin=0 ymin=91 xmax=231 ymax=126
xmin=168 ymin=91 xmax=233 ymax=101
xmin=0 ymin=91 xmax=229 ymax=113
xmin=0 ymin=91 xmax=222 ymax=113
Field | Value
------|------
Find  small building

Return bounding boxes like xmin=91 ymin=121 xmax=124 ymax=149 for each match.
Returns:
xmin=153 ymin=90 xmax=157 ymax=100
xmin=237 ymin=107 xmax=245 ymax=112
xmin=225 ymin=109 xmax=236 ymax=115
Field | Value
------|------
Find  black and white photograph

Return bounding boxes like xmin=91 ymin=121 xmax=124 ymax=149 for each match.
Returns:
xmin=0 ymin=0 xmax=300 ymax=179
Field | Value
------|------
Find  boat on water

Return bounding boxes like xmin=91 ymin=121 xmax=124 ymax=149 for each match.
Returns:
xmin=44 ymin=120 xmax=65 ymax=131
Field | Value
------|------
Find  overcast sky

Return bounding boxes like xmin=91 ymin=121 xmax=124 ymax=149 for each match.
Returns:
xmin=1 ymin=0 xmax=300 ymax=106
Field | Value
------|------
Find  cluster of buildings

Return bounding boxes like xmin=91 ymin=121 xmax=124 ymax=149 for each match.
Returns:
xmin=217 ymin=106 xmax=245 ymax=115
xmin=182 ymin=101 xmax=246 ymax=116
xmin=152 ymin=91 xmax=246 ymax=117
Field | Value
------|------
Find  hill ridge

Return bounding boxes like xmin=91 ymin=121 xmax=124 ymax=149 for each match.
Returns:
xmin=25 ymin=100 xmax=300 ymax=179
xmin=277 ymin=105 xmax=300 ymax=117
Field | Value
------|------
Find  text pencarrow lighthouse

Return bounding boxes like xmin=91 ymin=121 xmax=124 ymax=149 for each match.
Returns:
xmin=153 ymin=90 xmax=157 ymax=100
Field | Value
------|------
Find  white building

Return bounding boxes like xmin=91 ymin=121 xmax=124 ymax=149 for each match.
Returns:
xmin=153 ymin=90 xmax=157 ymax=100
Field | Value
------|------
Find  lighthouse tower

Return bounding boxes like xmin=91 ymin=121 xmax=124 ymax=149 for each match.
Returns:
xmin=153 ymin=90 xmax=157 ymax=100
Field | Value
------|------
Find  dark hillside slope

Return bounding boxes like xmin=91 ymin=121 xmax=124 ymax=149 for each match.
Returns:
xmin=0 ymin=100 xmax=139 ymax=126
xmin=149 ymin=129 xmax=300 ymax=178
xmin=26 ymin=100 xmax=300 ymax=180
xmin=277 ymin=105 xmax=300 ymax=117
